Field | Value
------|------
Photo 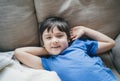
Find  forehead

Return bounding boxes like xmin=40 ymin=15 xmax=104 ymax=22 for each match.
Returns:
xmin=44 ymin=26 xmax=62 ymax=33
xmin=43 ymin=27 xmax=65 ymax=35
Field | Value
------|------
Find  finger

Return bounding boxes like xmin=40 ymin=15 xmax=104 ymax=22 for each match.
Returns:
xmin=71 ymin=35 xmax=78 ymax=41
xmin=71 ymin=28 xmax=75 ymax=31
xmin=72 ymin=36 xmax=79 ymax=40
xmin=72 ymin=37 xmax=77 ymax=41
xmin=70 ymin=35 xmax=75 ymax=39
xmin=70 ymin=35 xmax=74 ymax=39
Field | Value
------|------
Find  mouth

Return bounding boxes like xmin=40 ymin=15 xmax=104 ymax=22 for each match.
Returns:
xmin=51 ymin=46 xmax=60 ymax=49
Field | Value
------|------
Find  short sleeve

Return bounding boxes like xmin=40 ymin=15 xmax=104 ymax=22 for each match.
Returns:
xmin=85 ymin=40 xmax=98 ymax=56
xmin=70 ymin=39 xmax=98 ymax=56
xmin=41 ymin=57 xmax=50 ymax=70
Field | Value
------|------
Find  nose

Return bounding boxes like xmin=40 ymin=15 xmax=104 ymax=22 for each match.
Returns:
xmin=52 ymin=37 xmax=58 ymax=44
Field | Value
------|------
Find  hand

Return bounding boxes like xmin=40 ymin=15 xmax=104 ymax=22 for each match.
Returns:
xmin=70 ymin=26 xmax=85 ymax=40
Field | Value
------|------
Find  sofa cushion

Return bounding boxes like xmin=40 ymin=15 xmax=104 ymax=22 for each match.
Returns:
xmin=0 ymin=0 xmax=39 ymax=51
xmin=35 ymin=0 xmax=120 ymax=38
xmin=112 ymin=34 xmax=120 ymax=74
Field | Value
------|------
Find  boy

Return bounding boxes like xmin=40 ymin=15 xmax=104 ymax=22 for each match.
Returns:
xmin=14 ymin=16 xmax=117 ymax=81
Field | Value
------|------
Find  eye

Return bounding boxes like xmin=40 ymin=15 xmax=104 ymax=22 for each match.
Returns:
xmin=57 ymin=34 xmax=64 ymax=38
xmin=46 ymin=36 xmax=52 ymax=39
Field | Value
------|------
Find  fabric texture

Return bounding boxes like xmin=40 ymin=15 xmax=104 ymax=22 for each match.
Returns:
xmin=0 ymin=58 xmax=61 ymax=81
xmin=41 ymin=39 xmax=117 ymax=81
xmin=0 ymin=0 xmax=39 ymax=51
xmin=35 ymin=0 xmax=120 ymax=38
xmin=112 ymin=34 xmax=120 ymax=74
xmin=0 ymin=51 xmax=14 ymax=70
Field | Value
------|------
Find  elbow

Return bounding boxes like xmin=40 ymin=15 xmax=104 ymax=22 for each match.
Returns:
xmin=110 ymin=40 xmax=116 ymax=48
xmin=14 ymin=48 xmax=23 ymax=57
xmin=14 ymin=48 xmax=20 ymax=57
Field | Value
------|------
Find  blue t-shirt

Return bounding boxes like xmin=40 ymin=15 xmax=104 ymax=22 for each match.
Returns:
xmin=41 ymin=39 xmax=117 ymax=81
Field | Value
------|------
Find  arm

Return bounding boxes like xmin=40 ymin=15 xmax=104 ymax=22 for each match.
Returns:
xmin=14 ymin=47 xmax=48 ymax=69
xmin=71 ymin=26 xmax=115 ymax=54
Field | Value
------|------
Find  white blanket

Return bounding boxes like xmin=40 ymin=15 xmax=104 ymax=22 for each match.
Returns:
xmin=0 ymin=51 xmax=61 ymax=81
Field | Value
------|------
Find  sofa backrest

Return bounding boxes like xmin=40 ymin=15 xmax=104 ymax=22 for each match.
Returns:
xmin=0 ymin=0 xmax=120 ymax=51
xmin=35 ymin=0 xmax=120 ymax=38
xmin=0 ymin=0 xmax=39 ymax=52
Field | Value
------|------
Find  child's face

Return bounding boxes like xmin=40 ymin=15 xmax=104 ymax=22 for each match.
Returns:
xmin=42 ymin=27 xmax=69 ymax=55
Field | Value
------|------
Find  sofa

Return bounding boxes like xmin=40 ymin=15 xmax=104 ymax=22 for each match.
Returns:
xmin=0 ymin=0 xmax=120 ymax=81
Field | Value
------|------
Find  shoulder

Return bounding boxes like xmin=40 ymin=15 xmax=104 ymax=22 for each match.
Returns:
xmin=69 ymin=38 xmax=98 ymax=49
xmin=68 ymin=39 xmax=86 ymax=49
xmin=70 ymin=38 xmax=87 ymax=46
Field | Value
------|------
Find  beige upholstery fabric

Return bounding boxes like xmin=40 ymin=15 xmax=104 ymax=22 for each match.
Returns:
xmin=0 ymin=0 xmax=39 ymax=51
xmin=35 ymin=0 xmax=120 ymax=38
xmin=112 ymin=34 xmax=120 ymax=74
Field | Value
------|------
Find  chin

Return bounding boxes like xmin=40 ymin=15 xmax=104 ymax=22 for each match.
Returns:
xmin=51 ymin=53 xmax=59 ymax=55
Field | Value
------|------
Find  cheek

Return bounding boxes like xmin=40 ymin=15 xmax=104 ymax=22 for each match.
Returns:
xmin=42 ymin=40 xmax=52 ymax=51
xmin=42 ymin=36 xmax=48 ymax=44
xmin=61 ymin=39 xmax=69 ymax=47
xmin=43 ymin=39 xmax=49 ymax=46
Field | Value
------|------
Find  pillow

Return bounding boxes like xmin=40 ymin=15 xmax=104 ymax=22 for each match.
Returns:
xmin=0 ymin=0 xmax=39 ymax=52
xmin=35 ymin=0 xmax=120 ymax=39
xmin=0 ymin=58 xmax=61 ymax=81
xmin=111 ymin=34 xmax=120 ymax=74
xmin=0 ymin=51 xmax=14 ymax=70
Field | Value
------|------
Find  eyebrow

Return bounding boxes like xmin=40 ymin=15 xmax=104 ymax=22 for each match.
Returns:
xmin=43 ymin=32 xmax=64 ymax=36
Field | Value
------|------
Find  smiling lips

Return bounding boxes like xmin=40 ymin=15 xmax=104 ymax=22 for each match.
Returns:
xmin=51 ymin=46 xmax=60 ymax=49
